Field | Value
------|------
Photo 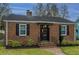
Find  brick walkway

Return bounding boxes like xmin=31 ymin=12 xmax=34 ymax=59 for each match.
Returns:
xmin=42 ymin=47 xmax=65 ymax=55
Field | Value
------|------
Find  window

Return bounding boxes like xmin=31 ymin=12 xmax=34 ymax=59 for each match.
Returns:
xmin=19 ymin=24 xmax=27 ymax=36
xmin=61 ymin=25 xmax=67 ymax=36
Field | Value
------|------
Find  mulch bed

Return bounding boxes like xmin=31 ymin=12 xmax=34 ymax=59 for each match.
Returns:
xmin=57 ymin=44 xmax=79 ymax=47
xmin=6 ymin=45 xmax=39 ymax=49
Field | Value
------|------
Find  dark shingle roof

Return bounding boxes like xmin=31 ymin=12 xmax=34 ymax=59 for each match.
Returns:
xmin=3 ymin=14 xmax=74 ymax=23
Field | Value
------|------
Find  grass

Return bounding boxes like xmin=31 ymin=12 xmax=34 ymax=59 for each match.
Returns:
xmin=60 ymin=40 xmax=79 ymax=55
xmin=0 ymin=43 xmax=53 ymax=55
xmin=61 ymin=46 xmax=79 ymax=55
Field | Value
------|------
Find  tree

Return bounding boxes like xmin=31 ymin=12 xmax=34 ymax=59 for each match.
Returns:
xmin=34 ymin=3 xmax=59 ymax=17
xmin=45 ymin=3 xmax=51 ymax=16
xmin=0 ymin=3 xmax=11 ymax=20
xmin=0 ymin=3 xmax=11 ymax=30
xmin=50 ymin=3 xmax=59 ymax=17
xmin=34 ymin=3 xmax=44 ymax=16
xmin=60 ymin=4 xmax=69 ymax=18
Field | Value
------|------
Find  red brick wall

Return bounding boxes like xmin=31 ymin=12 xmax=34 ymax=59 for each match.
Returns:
xmin=63 ymin=24 xmax=74 ymax=41
xmin=8 ymin=22 xmax=40 ymax=45
xmin=49 ymin=24 xmax=59 ymax=44
xmin=7 ymin=22 xmax=74 ymax=45
xmin=49 ymin=24 xmax=74 ymax=45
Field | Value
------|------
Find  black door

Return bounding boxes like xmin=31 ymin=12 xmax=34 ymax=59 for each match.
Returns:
xmin=40 ymin=24 xmax=49 ymax=41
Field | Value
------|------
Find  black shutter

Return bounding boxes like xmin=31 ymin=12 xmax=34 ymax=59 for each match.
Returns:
xmin=59 ymin=25 xmax=61 ymax=36
xmin=59 ymin=25 xmax=63 ymax=44
xmin=67 ymin=25 xmax=69 ymax=35
xmin=76 ymin=29 xmax=78 ymax=33
xmin=27 ymin=24 xmax=30 ymax=35
xmin=16 ymin=24 xmax=19 ymax=36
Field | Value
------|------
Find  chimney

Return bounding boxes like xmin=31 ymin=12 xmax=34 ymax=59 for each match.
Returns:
xmin=26 ymin=10 xmax=32 ymax=16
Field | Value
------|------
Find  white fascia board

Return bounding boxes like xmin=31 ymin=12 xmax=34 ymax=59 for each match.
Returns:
xmin=3 ymin=20 xmax=75 ymax=24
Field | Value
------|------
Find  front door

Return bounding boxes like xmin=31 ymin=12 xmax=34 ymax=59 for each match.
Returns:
xmin=40 ymin=24 xmax=49 ymax=41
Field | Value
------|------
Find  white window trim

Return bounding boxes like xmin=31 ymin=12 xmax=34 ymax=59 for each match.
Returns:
xmin=61 ymin=25 xmax=67 ymax=36
xmin=19 ymin=24 xmax=27 ymax=36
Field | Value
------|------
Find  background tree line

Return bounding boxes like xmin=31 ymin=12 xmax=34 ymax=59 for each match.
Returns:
xmin=0 ymin=3 xmax=11 ymax=30
xmin=34 ymin=3 xmax=69 ymax=19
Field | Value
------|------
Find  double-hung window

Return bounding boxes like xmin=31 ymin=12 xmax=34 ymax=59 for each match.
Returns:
xmin=19 ymin=24 xmax=27 ymax=36
xmin=61 ymin=25 xmax=67 ymax=36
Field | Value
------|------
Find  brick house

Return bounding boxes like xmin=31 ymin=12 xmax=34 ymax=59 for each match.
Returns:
xmin=3 ymin=10 xmax=75 ymax=47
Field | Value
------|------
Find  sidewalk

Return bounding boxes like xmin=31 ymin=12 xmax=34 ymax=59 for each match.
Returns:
xmin=42 ymin=47 xmax=65 ymax=55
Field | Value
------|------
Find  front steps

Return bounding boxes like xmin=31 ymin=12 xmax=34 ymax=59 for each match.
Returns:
xmin=39 ymin=41 xmax=56 ymax=48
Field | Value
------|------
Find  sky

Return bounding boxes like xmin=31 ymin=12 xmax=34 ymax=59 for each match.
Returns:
xmin=9 ymin=3 xmax=79 ymax=21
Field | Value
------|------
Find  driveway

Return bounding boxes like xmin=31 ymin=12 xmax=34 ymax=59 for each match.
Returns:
xmin=42 ymin=47 xmax=64 ymax=55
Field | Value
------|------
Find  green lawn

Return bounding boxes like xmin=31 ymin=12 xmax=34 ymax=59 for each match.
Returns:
xmin=61 ymin=46 xmax=79 ymax=55
xmin=0 ymin=43 xmax=53 ymax=55
xmin=61 ymin=40 xmax=79 ymax=55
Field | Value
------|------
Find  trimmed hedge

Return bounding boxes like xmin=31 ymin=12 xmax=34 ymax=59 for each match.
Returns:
xmin=61 ymin=39 xmax=79 ymax=46
xmin=8 ymin=38 xmax=38 ymax=48
xmin=8 ymin=40 xmax=21 ymax=47
xmin=26 ymin=38 xmax=37 ymax=46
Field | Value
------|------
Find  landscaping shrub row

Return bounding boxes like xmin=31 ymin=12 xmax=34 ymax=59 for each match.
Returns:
xmin=7 ymin=38 xmax=39 ymax=48
xmin=58 ymin=39 xmax=79 ymax=46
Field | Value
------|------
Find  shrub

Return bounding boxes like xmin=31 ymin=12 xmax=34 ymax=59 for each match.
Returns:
xmin=8 ymin=40 xmax=21 ymax=47
xmin=27 ymin=38 xmax=37 ymax=46
xmin=61 ymin=39 xmax=79 ymax=45
xmin=62 ymin=40 xmax=73 ymax=45
xmin=20 ymin=39 xmax=27 ymax=46
xmin=76 ymin=36 xmax=79 ymax=40
xmin=0 ymin=33 xmax=4 ymax=40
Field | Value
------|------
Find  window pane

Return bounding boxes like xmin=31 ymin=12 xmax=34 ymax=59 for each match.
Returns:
xmin=20 ymin=25 xmax=26 ymax=29
xmin=19 ymin=24 xmax=27 ymax=36
xmin=20 ymin=29 xmax=26 ymax=34
xmin=61 ymin=31 xmax=65 ymax=34
xmin=62 ymin=27 xmax=65 ymax=31
xmin=61 ymin=26 xmax=65 ymax=32
xmin=61 ymin=25 xmax=67 ymax=36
